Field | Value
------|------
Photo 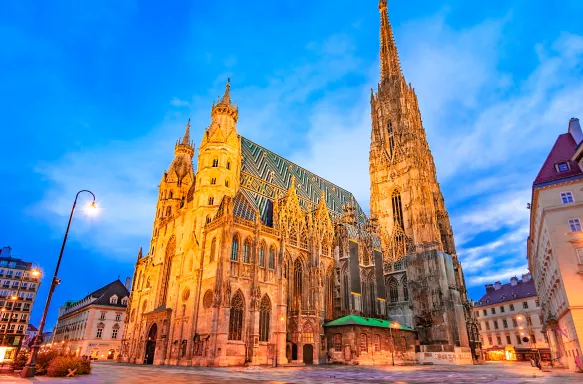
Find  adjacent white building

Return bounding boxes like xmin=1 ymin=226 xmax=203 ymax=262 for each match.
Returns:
xmin=528 ymin=117 xmax=583 ymax=371
xmin=51 ymin=279 xmax=130 ymax=360
xmin=475 ymin=274 xmax=549 ymax=362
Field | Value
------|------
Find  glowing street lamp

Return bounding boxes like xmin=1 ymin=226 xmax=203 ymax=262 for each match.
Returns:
xmin=22 ymin=190 xmax=97 ymax=378
xmin=389 ymin=321 xmax=400 ymax=366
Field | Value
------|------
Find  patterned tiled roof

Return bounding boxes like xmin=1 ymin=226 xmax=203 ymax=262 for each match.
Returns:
xmin=240 ymin=136 xmax=366 ymax=225
xmin=475 ymin=278 xmax=537 ymax=307
xmin=233 ymin=191 xmax=258 ymax=222
xmin=533 ymin=133 xmax=583 ymax=186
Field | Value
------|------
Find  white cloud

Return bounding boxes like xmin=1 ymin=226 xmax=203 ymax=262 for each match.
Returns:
xmin=170 ymin=97 xmax=190 ymax=108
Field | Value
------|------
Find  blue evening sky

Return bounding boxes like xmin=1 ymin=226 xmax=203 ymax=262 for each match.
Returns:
xmin=2 ymin=0 xmax=583 ymax=328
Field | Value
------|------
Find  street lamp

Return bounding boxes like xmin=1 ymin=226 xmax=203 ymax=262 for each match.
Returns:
xmin=21 ymin=190 xmax=96 ymax=378
xmin=389 ymin=321 xmax=400 ymax=366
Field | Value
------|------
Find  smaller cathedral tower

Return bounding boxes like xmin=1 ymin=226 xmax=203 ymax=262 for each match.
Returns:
xmin=193 ymin=79 xmax=242 ymax=232
xmin=153 ymin=120 xmax=195 ymax=227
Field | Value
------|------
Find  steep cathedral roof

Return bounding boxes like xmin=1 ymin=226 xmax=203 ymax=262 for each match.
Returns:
xmin=239 ymin=136 xmax=366 ymax=225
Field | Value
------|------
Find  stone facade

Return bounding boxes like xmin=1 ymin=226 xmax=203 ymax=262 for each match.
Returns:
xmin=120 ymin=1 xmax=470 ymax=367
xmin=528 ymin=117 xmax=583 ymax=371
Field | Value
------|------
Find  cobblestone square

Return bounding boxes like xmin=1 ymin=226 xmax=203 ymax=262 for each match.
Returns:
xmin=2 ymin=362 xmax=582 ymax=383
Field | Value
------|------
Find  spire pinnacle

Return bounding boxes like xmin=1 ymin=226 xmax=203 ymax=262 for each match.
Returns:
xmin=211 ymin=78 xmax=238 ymax=122
xmin=378 ymin=0 xmax=403 ymax=81
xmin=221 ymin=78 xmax=231 ymax=105
xmin=174 ymin=119 xmax=194 ymax=157
xmin=182 ymin=118 xmax=191 ymax=145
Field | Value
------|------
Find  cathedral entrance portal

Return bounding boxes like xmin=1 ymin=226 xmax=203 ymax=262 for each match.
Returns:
xmin=291 ymin=344 xmax=298 ymax=361
xmin=144 ymin=323 xmax=157 ymax=365
xmin=303 ymin=344 xmax=313 ymax=365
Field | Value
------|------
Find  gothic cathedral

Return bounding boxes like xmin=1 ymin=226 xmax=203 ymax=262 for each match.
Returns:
xmin=121 ymin=1 xmax=472 ymax=367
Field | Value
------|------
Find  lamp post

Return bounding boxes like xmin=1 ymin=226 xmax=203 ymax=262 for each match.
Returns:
xmin=21 ymin=190 xmax=96 ymax=378
xmin=389 ymin=321 xmax=400 ymax=366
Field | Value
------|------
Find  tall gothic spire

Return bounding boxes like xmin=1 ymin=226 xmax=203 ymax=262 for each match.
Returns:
xmin=378 ymin=0 xmax=403 ymax=81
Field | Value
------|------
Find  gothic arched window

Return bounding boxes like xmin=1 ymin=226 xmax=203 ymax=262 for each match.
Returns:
xmin=243 ymin=238 xmax=251 ymax=264
xmin=226 ymin=160 xmax=231 ymax=170
xmin=342 ymin=268 xmax=350 ymax=313
xmin=325 ymin=266 xmax=334 ymax=320
xmin=388 ymin=278 xmax=399 ymax=303
xmin=268 ymin=246 xmax=275 ymax=269
xmin=212 ymin=158 xmax=218 ymax=167
xmin=302 ymin=322 xmax=314 ymax=343
xmin=228 ymin=291 xmax=244 ymax=340
xmin=293 ymin=259 xmax=303 ymax=311
xmin=166 ymin=206 xmax=171 ymax=216
xmin=206 ymin=215 xmax=211 ymax=224
xmin=259 ymin=295 xmax=271 ymax=342
xmin=387 ymin=121 xmax=394 ymax=158
xmin=391 ymin=189 xmax=404 ymax=230
xmin=159 ymin=236 xmax=176 ymax=307
xmin=369 ymin=279 xmax=376 ymax=317
xmin=230 ymin=235 xmax=239 ymax=275
xmin=210 ymin=237 xmax=216 ymax=263
xmin=259 ymin=243 xmax=265 ymax=267
xmin=402 ymin=276 xmax=409 ymax=301
xmin=208 ymin=196 xmax=214 ymax=205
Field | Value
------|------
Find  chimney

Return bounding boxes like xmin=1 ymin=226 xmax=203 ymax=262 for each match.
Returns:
xmin=485 ymin=284 xmax=494 ymax=292
xmin=125 ymin=277 xmax=131 ymax=291
xmin=1 ymin=246 xmax=11 ymax=257
xmin=569 ymin=117 xmax=583 ymax=145
xmin=494 ymin=281 xmax=502 ymax=290
xmin=510 ymin=276 xmax=518 ymax=286
xmin=522 ymin=273 xmax=532 ymax=283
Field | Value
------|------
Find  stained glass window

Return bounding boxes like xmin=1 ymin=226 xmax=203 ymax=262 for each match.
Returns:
xmin=259 ymin=295 xmax=271 ymax=342
xmin=228 ymin=291 xmax=244 ymax=340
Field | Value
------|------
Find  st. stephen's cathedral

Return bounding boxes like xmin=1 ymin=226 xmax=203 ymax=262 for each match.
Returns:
xmin=121 ymin=1 xmax=473 ymax=367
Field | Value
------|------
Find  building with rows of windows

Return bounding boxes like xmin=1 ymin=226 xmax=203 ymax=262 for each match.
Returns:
xmin=0 ymin=246 xmax=41 ymax=363
xmin=51 ymin=279 xmax=130 ymax=360
xmin=475 ymin=274 xmax=549 ymax=362
xmin=120 ymin=2 xmax=472 ymax=368
xmin=527 ymin=117 xmax=583 ymax=371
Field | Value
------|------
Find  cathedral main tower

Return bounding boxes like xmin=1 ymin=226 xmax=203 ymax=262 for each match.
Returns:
xmin=370 ymin=1 xmax=470 ymax=350
xmin=370 ymin=0 xmax=456 ymax=263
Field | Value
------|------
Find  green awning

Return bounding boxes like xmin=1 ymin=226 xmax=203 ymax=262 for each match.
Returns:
xmin=323 ymin=315 xmax=414 ymax=331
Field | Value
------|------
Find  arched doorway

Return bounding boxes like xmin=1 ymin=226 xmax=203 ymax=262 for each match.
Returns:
xmin=303 ymin=344 xmax=313 ymax=364
xmin=145 ymin=323 xmax=157 ymax=365
xmin=291 ymin=344 xmax=298 ymax=361
xmin=107 ymin=349 xmax=115 ymax=360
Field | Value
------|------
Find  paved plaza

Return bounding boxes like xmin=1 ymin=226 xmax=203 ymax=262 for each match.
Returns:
xmin=1 ymin=361 xmax=581 ymax=383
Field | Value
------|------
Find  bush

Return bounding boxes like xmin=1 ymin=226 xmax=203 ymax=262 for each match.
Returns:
xmin=36 ymin=350 xmax=59 ymax=375
xmin=46 ymin=356 xmax=91 ymax=377
xmin=12 ymin=352 xmax=29 ymax=371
